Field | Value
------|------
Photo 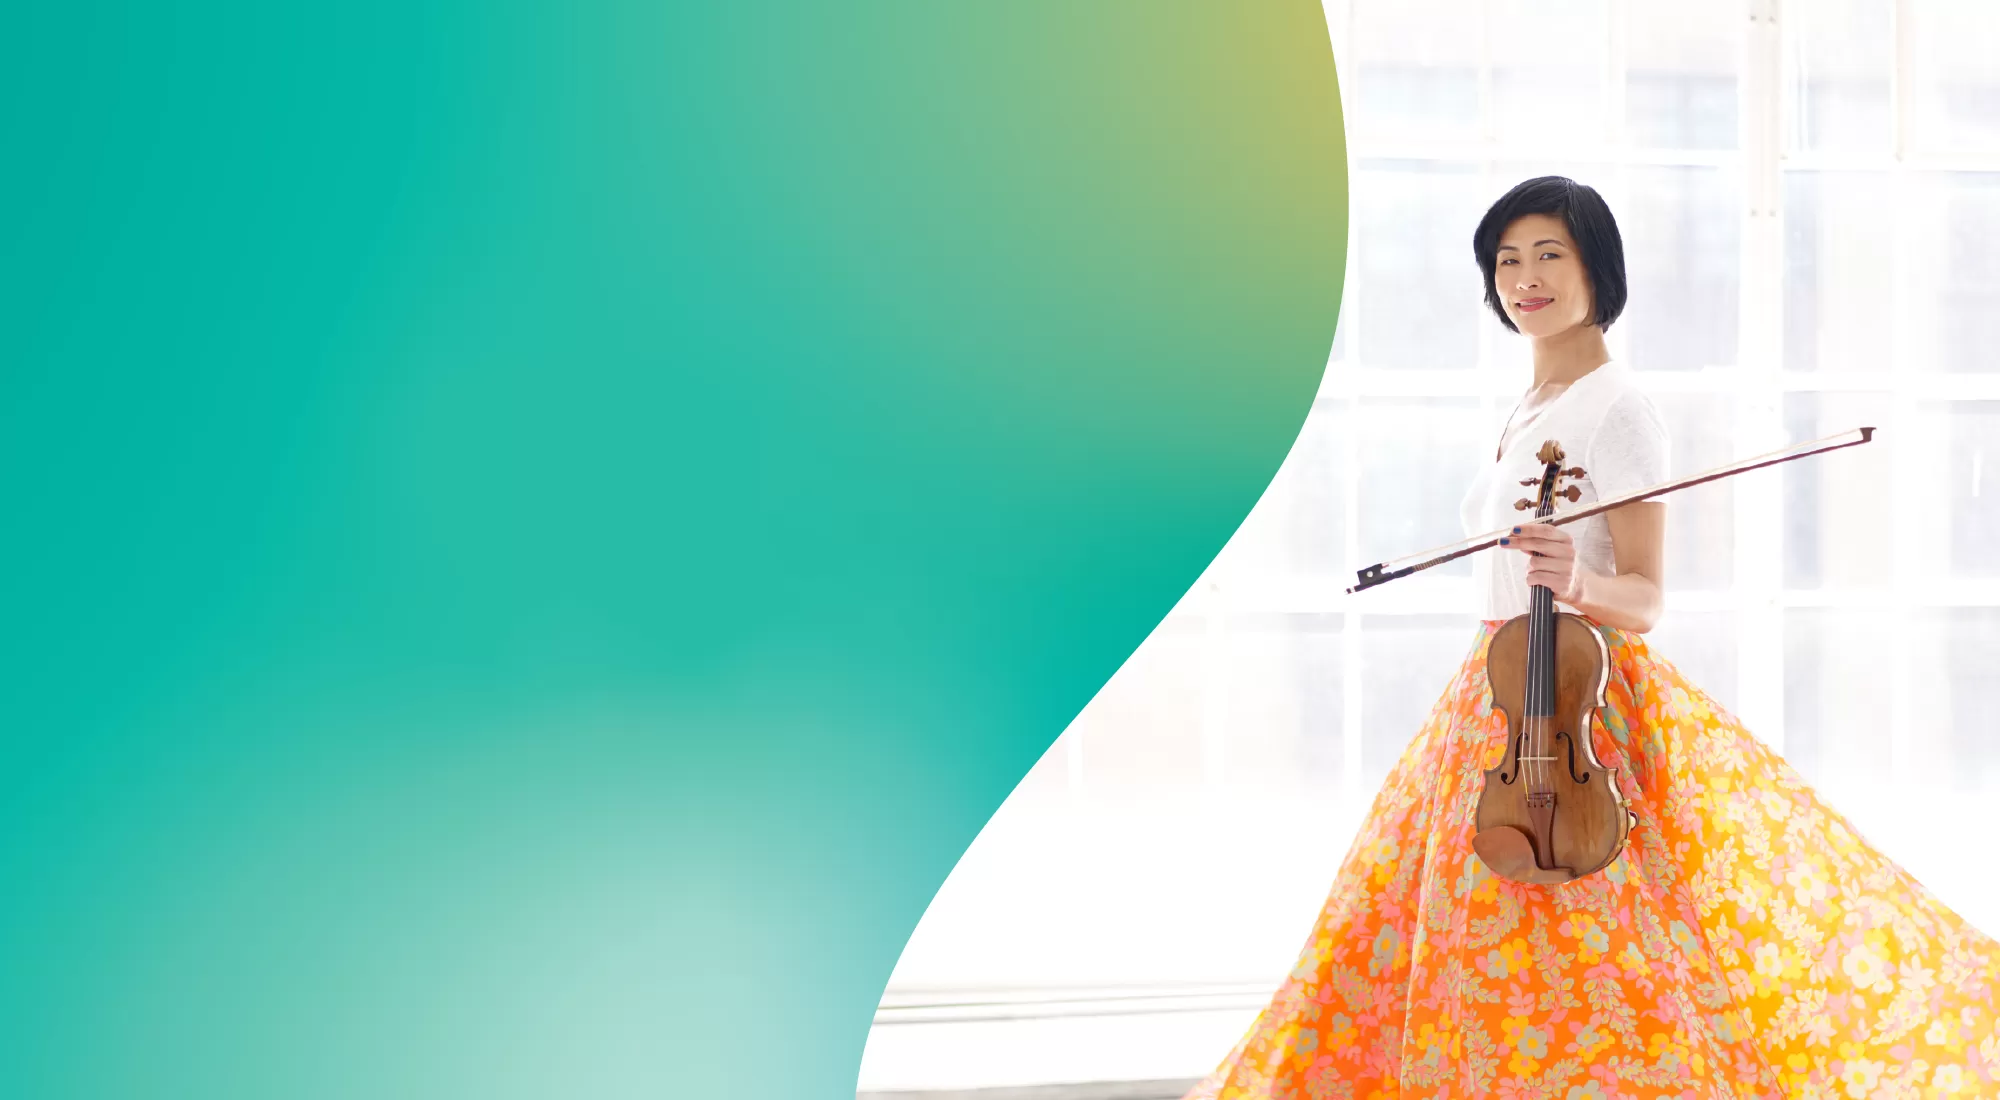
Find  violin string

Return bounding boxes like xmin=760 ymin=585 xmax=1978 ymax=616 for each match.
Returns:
xmin=1523 ymin=582 xmax=1532 ymax=795
xmin=1528 ymin=526 xmax=1538 ymax=798
xmin=1532 ymin=500 xmax=1550 ymax=799
xmin=1528 ymin=576 xmax=1544 ymax=804
xmin=1535 ymin=586 xmax=1546 ymax=797
xmin=1525 ymin=568 xmax=1534 ymax=796
xmin=1529 ymin=576 xmax=1542 ymax=797
xmin=1528 ymin=585 xmax=1537 ymax=796
xmin=1542 ymin=556 xmax=1553 ymax=796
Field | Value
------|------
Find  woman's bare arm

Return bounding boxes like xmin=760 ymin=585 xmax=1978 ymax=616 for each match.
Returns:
xmin=1574 ymin=502 xmax=1665 ymax=633
xmin=1503 ymin=501 xmax=1666 ymax=633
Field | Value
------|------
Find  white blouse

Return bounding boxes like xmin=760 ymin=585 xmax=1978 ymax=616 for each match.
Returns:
xmin=1458 ymin=360 xmax=1672 ymax=622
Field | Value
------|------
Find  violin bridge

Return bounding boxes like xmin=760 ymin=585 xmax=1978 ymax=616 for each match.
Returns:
xmin=1525 ymin=792 xmax=1555 ymax=808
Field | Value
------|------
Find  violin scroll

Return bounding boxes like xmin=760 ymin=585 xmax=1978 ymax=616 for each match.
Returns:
xmin=1513 ymin=449 xmax=1586 ymax=512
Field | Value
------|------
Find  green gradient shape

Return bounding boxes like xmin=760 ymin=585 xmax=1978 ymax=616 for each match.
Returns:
xmin=2 ymin=4 xmax=1345 ymax=1098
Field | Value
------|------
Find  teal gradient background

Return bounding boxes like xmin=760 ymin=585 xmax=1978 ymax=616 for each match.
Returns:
xmin=4 ymin=4 xmax=1345 ymax=1098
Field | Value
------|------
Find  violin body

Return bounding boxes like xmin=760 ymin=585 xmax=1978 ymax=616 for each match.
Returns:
xmin=1469 ymin=438 xmax=1635 ymax=886
xmin=1473 ymin=611 xmax=1631 ymax=885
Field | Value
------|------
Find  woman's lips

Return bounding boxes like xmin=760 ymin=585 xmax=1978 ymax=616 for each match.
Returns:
xmin=1517 ymin=298 xmax=1553 ymax=313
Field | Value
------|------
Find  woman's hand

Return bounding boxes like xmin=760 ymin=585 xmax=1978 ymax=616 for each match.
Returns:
xmin=1498 ymin=503 xmax=1665 ymax=633
xmin=1501 ymin=521 xmax=1586 ymax=605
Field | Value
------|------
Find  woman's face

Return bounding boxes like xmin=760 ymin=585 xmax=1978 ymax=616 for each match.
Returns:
xmin=1492 ymin=213 xmax=1595 ymax=338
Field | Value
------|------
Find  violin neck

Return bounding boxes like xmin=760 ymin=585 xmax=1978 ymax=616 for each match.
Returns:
xmin=1524 ymin=509 xmax=1559 ymax=719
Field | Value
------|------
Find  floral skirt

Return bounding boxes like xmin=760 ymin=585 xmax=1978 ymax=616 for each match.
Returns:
xmin=1182 ymin=621 xmax=2000 ymax=1099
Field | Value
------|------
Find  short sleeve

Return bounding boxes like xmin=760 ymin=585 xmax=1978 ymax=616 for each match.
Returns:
xmin=1583 ymin=390 xmax=1671 ymax=502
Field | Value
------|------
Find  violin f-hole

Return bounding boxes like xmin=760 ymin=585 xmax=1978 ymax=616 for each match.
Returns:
xmin=1498 ymin=734 xmax=1523 ymax=784
xmin=1556 ymin=729 xmax=1592 ymax=785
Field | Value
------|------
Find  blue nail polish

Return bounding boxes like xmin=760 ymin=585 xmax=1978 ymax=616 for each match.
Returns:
xmin=1500 ymin=538 xmax=1510 ymax=545
xmin=1512 ymin=526 xmax=1521 ymax=534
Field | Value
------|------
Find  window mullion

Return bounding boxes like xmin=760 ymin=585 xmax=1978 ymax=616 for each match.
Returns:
xmin=1734 ymin=0 xmax=1787 ymax=748
xmin=1887 ymin=0 xmax=1917 ymax=795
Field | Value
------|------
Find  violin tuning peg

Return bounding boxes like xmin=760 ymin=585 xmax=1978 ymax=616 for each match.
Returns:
xmin=1518 ymin=477 xmax=1539 ymax=486
xmin=1563 ymin=466 xmax=1586 ymax=479
xmin=1513 ymin=498 xmax=1535 ymax=511
xmin=1557 ymin=485 xmax=1582 ymax=502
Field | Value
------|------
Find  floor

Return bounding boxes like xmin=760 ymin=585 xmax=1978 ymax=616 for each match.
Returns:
xmin=855 ymin=982 xmax=1265 ymax=1098
xmin=857 ymin=1080 xmax=1200 ymax=1100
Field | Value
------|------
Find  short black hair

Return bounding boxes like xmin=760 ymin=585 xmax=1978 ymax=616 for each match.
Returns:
xmin=1472 ymin=176 xmax=1627 ymax=334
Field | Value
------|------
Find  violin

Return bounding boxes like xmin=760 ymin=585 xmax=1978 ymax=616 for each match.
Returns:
xmin=1470 ymin=441 xmax=1630 ymax=884
xmin=1344 ymin=426 xmax=1878 ymax=884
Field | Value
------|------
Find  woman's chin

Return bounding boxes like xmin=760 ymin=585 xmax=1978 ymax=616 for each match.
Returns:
xmin=1514 ymin=313 xmax=1587 ymax=340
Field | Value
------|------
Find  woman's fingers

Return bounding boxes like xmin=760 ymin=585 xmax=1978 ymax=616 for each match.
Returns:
xmin=1524 ymin=564 xmax=1578 ymax=600
xmin=1507 ymin=521 xmax=1569 ymax=543
xmin=1501 ymin=523 xmax=1574 ymax=558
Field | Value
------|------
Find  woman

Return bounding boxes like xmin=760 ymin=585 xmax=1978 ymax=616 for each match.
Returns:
xmin=1182 ymin=177 xmax=2000 ymax=1099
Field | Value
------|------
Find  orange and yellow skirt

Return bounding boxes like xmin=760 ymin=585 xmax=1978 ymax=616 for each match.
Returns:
xmin=1184 ymin=621 xmax=2000 ymax=1099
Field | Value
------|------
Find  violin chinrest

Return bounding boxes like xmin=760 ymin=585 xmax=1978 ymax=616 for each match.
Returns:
xmin=1472 ymin=826 xmax=1576 ymax=885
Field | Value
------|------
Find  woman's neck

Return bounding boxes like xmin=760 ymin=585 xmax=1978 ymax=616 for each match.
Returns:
xmin=1529 ymin=325 xmax=1612 ymax=388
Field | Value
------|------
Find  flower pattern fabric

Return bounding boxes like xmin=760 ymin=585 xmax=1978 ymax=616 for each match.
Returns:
xmin=1183 ymin=621 xmax=2000 ymax=1099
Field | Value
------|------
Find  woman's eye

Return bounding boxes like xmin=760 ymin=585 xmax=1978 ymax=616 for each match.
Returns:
xmin=1542 ymin=252 xmax=1560 ymax=260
